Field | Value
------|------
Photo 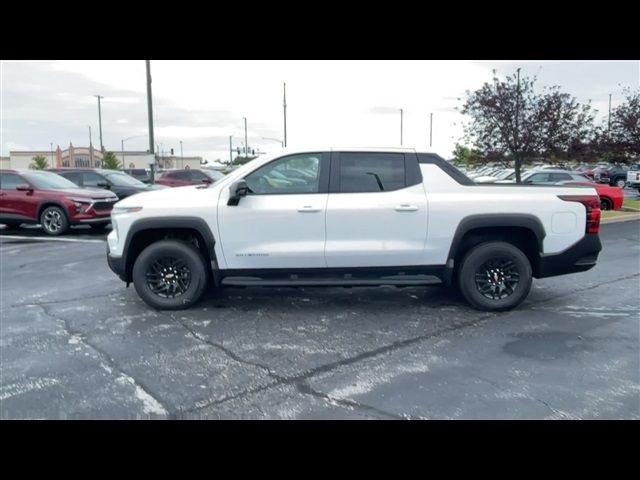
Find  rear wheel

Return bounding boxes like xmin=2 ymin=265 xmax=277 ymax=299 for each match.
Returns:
xmin=600 ymin=197 xmax=613 ymax=211
xmin=40 ymin=206 xmax=69 ymax=235
xmin=457 ymin=241 xmax=532 ymax=312
xmin=132 ymin=240 xmax=208 ymax=310
xmin=615 ymin=178 xmax=626 ymax=189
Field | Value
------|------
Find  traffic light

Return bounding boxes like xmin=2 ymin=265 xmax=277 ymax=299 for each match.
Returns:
xmin=237 ymin=147 xmax=241 ymax=155
xmin=252 ymin=149 xmax=255 ymax=156
xmin=171 ymin=148 xmax=174 ymax=155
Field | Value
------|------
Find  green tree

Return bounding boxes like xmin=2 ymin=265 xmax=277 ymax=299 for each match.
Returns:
xmin=460 ymin=70 xmax=595 ymax=182
xmin=29 ymin=155 xmax=48 ymax=170
xmin=596 ymin=88 xmax=640 ymax=162
xmin=452 ymin=143 xmax=484 ymax=166
xmin=232 ymin=155 xmax=257 ymax=166
xmin=102 ymin=151 xmax=121 ymax=170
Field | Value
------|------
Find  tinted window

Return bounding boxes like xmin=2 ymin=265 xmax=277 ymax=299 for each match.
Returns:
xmin=59 ymin=171 xmax=82 ymax=185
xmin=526 ymin=173 xmax=550 ymax=183
xmin=169 ymin=171 xmax=189 ymax=180
xmin=83 ymin=172 xmax=106 ymax=187
xmin=103 ymin=171 xmax=146 ymax=187
xmin=550 ymin=172 xmax=571 ymax=182
xmin=0 ymin=173 xmax=24 ymax=189
xmin=570 ymin=173 xmax=592 ymax=182
xmin=189 ymin=170 xmax=206 ymax=181
xmin=246 ymin=154 xmax=321 ymax=194
xmin=339 ymin=153 xmax=405 ymax=193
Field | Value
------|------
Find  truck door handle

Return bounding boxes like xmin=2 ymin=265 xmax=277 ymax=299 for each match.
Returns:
xmin=297 ymin=206 xmax=321 ymax=212
xmin=395 ymin=204 xmax=418 ymax=212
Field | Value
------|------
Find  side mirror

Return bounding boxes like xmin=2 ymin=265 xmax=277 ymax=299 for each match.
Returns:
xmin=201 ymin=178 xmax=212 ymax=184
xmin=97 ymin=182 xmax=111 ymax=189
xmin=16 ymin=184 xmax=32 ymax=192
xmin=227 ymin=179 xmax=249 ymax=206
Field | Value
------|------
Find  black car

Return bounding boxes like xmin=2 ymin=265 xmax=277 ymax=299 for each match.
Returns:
xmin=49 ymin=168 xmax=166 ymax=200
xmin=592 ymin=164 xmax=629 ymax=188
xmin=123 ymin=168 xmax=151 ymax=183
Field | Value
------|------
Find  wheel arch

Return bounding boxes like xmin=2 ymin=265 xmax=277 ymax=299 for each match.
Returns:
xmin=444 ymin=214 xmax=546 ymax=285
xmin=122 ymin=217 xmax=219 ymax=285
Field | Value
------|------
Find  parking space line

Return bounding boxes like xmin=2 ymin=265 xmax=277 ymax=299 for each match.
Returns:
xmin=0 ymin=235 xmax=106 ymax=244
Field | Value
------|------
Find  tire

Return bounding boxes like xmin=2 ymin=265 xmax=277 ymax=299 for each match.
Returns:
xmin=614 ymin=178 xmax=626 ymax=189
xmin=40 ymin=206 xmax=69 ymax=235
xmin=457 ymin=241 xmax=532 ymax=312
xmin=600 ymin=197 xmax=613 ymax=211
xmin=132 ymin=240 xmax=208 ymax=310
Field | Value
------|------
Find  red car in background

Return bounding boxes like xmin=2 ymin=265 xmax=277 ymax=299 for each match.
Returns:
xmin=0 ymin=169 xmax=118 ymax=235
xmin=155 ymin=169 xmax=224 ymax=187
xmin=557 ymin=179 xmax=624 ymax=211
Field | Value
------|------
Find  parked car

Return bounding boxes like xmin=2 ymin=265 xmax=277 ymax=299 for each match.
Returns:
xmin=474 ymin=169 xmax=516 ymax=184
xmin=0 ymin=169 xmax=117 ymax=235
xmin=106 ymin=148 xmax=602 ymax=312
xmin=626 ymin=163 xmax=640 ymax=193
xmin=49 ymin=168 xmax=166 ymax=200
xmin=593 ymin=165 xmax=628 ymax=188
xmin=155 ymin=168 xmax=225 ymax=187
xmin=123 ymin=168 xmax=151 ymax=183
xmin=554 ymin=178 xmax=624 ymax=211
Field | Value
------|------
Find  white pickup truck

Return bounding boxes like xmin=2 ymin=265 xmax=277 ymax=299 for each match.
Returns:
xmin=627 ymin=164 xmax=640 ymax=192
xmin=107 ymin=147 xmax=602 ymax=312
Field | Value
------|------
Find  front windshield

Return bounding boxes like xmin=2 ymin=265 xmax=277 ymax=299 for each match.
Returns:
xmin=103 ymin=171 xmax=147 ymax=187
xmin=22 ymin=171 xmax=79 ymax=189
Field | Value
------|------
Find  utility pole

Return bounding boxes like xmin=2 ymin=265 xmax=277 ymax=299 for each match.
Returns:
xmin=145 ymin=60 xmax=155 ymax=183
xmin=400 ymin=109 xmax=403 ymax=145
xmin=50 ymin=142 xmax=53 ymax=168
xmin=244 ymin=117 xmax=248 ymax=158
xmin=88 ymin=125 xmax=92 ymax=148
xmin=429 ymin=112 xmax=433 ymax=148
xmin=94 ymin=95 xmax=104 ymax=152
xmin=229 ymin=135 xmax=233 ymax=165
xmin=608 ymin=93 xmax=612 ymax=131
xmin=180 ymin=140 xmax=184 ymax=169
xmin=283 ymin=82 xmax=287 ymax=148
xmin=514 ymin=67 xmax=521 ymax=184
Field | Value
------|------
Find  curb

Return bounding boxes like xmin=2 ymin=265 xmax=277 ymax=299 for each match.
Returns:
xmin=601 ymin=213 xmax=640 ymax=225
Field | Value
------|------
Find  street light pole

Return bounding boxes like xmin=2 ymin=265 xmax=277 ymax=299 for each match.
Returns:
xmin=262 ymin=137 xmax=284 ymax=147
xmin=50 ymin=142 xmax=53 ymax=168
xmin=180 ymin=140 xmax=183 ymax=169
xmin=608 ymin=93 xmax=612 ymax=131
xmin=514 ymin=67 xmax=522 ymax=184
xmin=94 ymin=95 xmax=104 ymax=152
xmin=121 ymin=134 xmax=147 ymax=170
xmin=244 ymin=117 xmax=248 ymax=158
xmin=400 ymin=109 xmax=403 ymax=145
xmin=429 ymin=112 xmax=433 ymax=148
xmin=145 ymin=60 xmax=155 ymax=183
xmin=283 ymin=82 xmax=287 ymax=148
xmin=121 ymin=139 xmax=125 ymax=169
xmin=229 ymin=135 xmax=233 ymax=165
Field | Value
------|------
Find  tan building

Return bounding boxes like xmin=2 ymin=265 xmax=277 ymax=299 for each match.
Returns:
xmin=6 ymin=145 xmax=201 ymax=171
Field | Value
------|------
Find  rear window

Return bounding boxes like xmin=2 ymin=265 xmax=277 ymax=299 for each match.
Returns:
xmin=339 ymin=153 xmax=406 ymax=193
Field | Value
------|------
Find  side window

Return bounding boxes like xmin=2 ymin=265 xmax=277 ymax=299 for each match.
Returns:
xmin=245 ymin=154 xmax=321 ymax=194
xmin=550 ymin=172 xmax=571 ymax=182
xmin=339 ymin=153 xmax=405 ymax=193
xmin=172 ymin=171 xmax=189 ymax=180
xmin=83 ymin=172 xmax=105 ymax=187
xmin=0 ymin=173 xmax=24 ymax=189
xmin=527 ymin=173 xmax=549 ymax=183
xmin=61 ymin=172 xmax=81 ymax=185
xmin=189 ymin=170 xmax=205 ymax=181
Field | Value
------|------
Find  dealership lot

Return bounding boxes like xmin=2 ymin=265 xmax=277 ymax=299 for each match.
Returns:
xmin=1 ymin=221 xmax=638 ymax=419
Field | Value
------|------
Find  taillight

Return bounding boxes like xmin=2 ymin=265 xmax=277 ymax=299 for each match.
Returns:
xmin=558 ymin=195 xmax=601 ymax=234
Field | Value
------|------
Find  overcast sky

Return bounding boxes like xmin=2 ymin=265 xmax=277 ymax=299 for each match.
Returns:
xmin=1 ymin=60 xmax=638 ymax=163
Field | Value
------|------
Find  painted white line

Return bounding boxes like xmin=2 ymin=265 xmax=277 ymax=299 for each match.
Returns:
xmin=0 ymin=235 xmax=105 ymax=244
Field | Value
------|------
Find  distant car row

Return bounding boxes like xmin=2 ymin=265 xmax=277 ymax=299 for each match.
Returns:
xmin=0 ymin=167 xmax=227 ymax=235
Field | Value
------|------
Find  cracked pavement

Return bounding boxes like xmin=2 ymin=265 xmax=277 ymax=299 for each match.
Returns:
xmin=1 ymin=221 xmax=639 ymax=419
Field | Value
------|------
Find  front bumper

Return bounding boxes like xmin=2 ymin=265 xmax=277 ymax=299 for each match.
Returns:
xmin=77 ymin=217 xmax=111 ymax=224
xmin=536 ymin=234 xmax=602 ymax=278
xmin=107 ymin=247 xmax=127 ymax=282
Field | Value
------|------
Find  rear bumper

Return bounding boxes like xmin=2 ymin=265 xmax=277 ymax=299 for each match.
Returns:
xmin=536 ymin=234 xmax=602 ymax=278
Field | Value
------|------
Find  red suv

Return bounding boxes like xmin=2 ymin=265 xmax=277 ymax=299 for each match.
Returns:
xmin=0 ymin=169 xmax=118 ymax=235
xmin=155 ymin=169 xmax=224 ymax=187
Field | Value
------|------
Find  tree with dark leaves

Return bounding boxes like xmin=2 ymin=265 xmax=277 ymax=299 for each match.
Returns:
xmin=461 ymin=70 xmax=595 ymax=182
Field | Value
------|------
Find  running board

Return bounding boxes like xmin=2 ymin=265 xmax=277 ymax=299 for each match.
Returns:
xmin=221 ymin=275 xmax=442 ymax=287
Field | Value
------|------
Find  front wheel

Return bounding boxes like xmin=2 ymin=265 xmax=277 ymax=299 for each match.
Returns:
xmin=132 ymin=240 xmax=208 ymax=310
xmin=614 ymin=178 xmax=626 ymax=189
xmin=457 ymin=241 xmax=532 ymax=312
xmin=40 ymin=206 xmax=69 ymax=235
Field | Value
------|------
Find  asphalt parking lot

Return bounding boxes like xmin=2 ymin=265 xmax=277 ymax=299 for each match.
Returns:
xmin=1 ymin=221 xmax=638 ymax=419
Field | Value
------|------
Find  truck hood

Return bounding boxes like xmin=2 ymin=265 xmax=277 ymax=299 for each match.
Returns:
xmin=114 ymin=184 xmax=217 ymax=207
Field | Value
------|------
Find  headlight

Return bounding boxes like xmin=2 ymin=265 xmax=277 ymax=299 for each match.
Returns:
xmin=111 ymin=206 xmax=143 ymax=216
